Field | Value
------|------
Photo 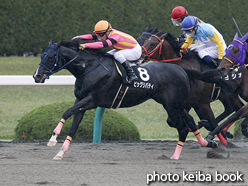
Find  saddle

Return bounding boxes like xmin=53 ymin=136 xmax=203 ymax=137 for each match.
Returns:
xmin=199 ymin=59 xmax=221 ymax=101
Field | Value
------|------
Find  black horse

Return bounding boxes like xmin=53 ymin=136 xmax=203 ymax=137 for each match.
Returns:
xmin=33 ymin=39 xmax=216 ymax=160
xmin=136 ymin=24 xmax=159 ymax=45
xmin=137 ymin=29 xmax=245 ymax=145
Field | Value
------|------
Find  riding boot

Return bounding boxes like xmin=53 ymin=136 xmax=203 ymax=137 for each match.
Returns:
xmin=122 ymin=61 xmax=138 ymax=84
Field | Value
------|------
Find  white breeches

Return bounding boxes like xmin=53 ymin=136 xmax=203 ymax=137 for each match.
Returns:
xmin=107 ymin=44 xmax=142 ymax=63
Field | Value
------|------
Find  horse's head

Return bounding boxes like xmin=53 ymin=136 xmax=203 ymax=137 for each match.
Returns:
xmin=33 ymin=39 xmax=80 ymax=83
xmin=222 ymin=32 xmax=248 ymax=68
xmin=140 ymin=32 xmax=180 ymax=63
xmin=136 ymin=24 xmax=159 ymax=46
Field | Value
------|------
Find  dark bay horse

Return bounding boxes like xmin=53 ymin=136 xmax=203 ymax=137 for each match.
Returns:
xmin=139 ymin=31 xmax=245 ymax=145
xmin=136 ymin=24 xmax=159 ymax=45
xmin=196 ymin=32 xmax=248 ymax=140
xmin=33 ymin=39 xmax=216 ymax=160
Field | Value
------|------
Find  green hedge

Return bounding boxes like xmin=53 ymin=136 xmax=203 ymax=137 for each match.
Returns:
xmin=233 ymin=118 xmax=247 ymax=139
xmin=15 ymin=101 xmax=140 ymax=141
xmin=1 ymin=0 xmax=248 ymax=55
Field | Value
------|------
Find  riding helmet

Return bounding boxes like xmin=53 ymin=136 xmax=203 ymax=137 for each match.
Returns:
xmin=94 ymin=20 xmax=112 ymax=33
xmin=181 ymin=16 xmax=198 ymax=31
xmin=171 ymin=6 xmax=188 ymax=21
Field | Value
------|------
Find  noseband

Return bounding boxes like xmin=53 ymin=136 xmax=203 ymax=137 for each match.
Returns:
xmin=142 ymin=35 xmax=164 ymax=59
xmin=142 ymin=35 xmax=182 ymax=62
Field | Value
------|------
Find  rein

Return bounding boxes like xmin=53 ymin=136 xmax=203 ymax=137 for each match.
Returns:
xmin=40 ymin=44 xmax=109 ymax=78
xmin=142 ymin=35 xmax=182 ymax=62
xmin=39 ymin=45 xmax=81 ymax=75
xmin=76 ymin=49 xmax=109 ymax=78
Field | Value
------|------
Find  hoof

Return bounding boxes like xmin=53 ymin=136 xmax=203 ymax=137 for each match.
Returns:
xmin=205 ymin=134 xmax=214 ymax=141
xmin=225 ymin=132 xmax=233 ymax=139
xmin=47 ymin=134 xmax=58 ymax=146
xmin=170 ymin=156 xmax=179 ymax=160
xmin=53 ymin=150 xmax=64 ymax=160
xmin=53 ymin=155 xmax=63 ymax=160
xmin=206 ymin=141 xmax=218 ymax=148
xmin=47 ymin=140 xmax=57 ymax=146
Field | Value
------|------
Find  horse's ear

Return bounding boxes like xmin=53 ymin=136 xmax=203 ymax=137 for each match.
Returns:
xmin=49 ymin=39 xmax=53 ymax=45
xmin=55 ymin=40 xmax=63 ymax=49
xmin=161 ymin=33 xmax=168 ymax=39
xmin=152 ymin=27 xmax=158 ymax=34
xmin=241 ymin=32 xmax=248 ymax=42
xmin=234 ymin=32 xmax=239 ymax=40
xmin=146 ymin=24 xmax=151 ymax=31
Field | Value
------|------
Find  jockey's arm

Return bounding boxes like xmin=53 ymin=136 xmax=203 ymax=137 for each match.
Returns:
xmin=74 ymin=34 xmax=97 ymax=40
xmin=84 ymin=38 xmax=117 ymax=49
xmin=180 ymin=37 xmax=194 ymax=52
xmin=208 ymin=31 xmax=225 ymax=59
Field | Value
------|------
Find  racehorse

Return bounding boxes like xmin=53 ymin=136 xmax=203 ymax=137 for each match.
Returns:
xmin=195 ymin=32 xmax=248 ymax=140
xmin=138 ymin=31 xmax=245 ymax=145
xmin=136 ymin=24 xmax=159 ymax=45
xmin=33 ymin=39 xmax=217 ymax=160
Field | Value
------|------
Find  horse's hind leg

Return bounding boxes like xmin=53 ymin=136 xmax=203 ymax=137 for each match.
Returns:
xmin=167 ymin=115 xmax=188 ymax=160
xmin=182 ymin=110 xmax=218 ymax=148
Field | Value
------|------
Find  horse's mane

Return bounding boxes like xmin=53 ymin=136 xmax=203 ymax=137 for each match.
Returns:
xmin=155 ymin=31 xmax=199 ymax=59
xmin=58 ymin=39 xmax=107 ymax=57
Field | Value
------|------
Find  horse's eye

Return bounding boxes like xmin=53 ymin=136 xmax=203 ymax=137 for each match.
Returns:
xmin=47 ymin=54 xmax=55 ymax=61
xmin=150 ymin=43 xmax=156 ymax=47
xmin=232 ymin=46 xmax=240 ymax=56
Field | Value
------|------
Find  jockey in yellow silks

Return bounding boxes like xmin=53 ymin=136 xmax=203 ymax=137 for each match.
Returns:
xmin=180 ymin=16 xmax=226 ymax=67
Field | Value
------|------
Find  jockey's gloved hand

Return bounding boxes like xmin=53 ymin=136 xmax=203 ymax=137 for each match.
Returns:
xmin=79 ymin=44 xmax=86 ymax=50
xmin=72 ymin=36 xmax=79 ymax=40
xmin=178 ymin=37 xmax=186 ymax=43
xmin=180 ymin=48 xmax=187 ymax=54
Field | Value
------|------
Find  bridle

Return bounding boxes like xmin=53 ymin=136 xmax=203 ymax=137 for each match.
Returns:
xmin=39 ymin=44 xmax=81 ymax=75
xmin=223 ymin=39 xmax=248 ymax=69
xmin=39 ymin=43 xmax=108 ymax=78
xmin=142 ymin=35 xmax=182 ymax=62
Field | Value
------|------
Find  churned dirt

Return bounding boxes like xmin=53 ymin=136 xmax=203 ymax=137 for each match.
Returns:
xmin=0 ymin=140 xmax=248 ymax=186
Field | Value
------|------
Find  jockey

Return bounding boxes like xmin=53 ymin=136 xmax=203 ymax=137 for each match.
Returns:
xmin=171 ymin=6 xmax=204 ymax=27
xmin=171 ymin=6 xmax=204 ymax=44
xmin=180 ymin=16 xmax=226 ymax=67
xmin=72 ymin=20 xmax=140 ymax=84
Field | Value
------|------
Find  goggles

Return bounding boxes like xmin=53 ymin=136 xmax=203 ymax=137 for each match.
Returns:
xmin=184 ymin=29 xmax=194 ymax=34
xmin=96 ymin=32 xmax=106 ymax=37
xmin=172 ymin=19 xmax=183 ymax=26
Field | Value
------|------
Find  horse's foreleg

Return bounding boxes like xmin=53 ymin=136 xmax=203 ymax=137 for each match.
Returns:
xmin=241 ymin=118 xmax=248 ymax=137
xmin=205 ymin=104 xmax=248 ymax=141
xmin=53 ymin=110 xmax=84 ymax=160
xmin=53 ymin=135 xmax=72 ymax=160
xmin=47 ymin=119 xmax=65 ymax=146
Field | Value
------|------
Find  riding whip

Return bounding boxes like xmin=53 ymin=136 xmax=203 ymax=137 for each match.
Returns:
xmin=232 ymin=17 xmax=243 ymax=37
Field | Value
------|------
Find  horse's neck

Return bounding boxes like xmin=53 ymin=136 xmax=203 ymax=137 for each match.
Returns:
xmin=161 ymin=41 xmax=177 ymax=59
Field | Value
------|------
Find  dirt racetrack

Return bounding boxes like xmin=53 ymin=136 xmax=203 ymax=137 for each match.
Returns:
xmin=1 ymin=140 xmax=248 ymax=186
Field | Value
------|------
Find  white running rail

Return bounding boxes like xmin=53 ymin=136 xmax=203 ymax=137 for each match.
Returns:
xmin=0 ymin=75 xmax=75 ymax=86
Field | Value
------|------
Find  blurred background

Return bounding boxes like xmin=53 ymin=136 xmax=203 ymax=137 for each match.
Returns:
xmin=0 ymin=0 xmax=247 ymax=140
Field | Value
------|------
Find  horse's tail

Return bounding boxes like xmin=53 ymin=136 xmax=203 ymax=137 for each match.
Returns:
xmin=183 ymin=68 xmax=237 ymax=97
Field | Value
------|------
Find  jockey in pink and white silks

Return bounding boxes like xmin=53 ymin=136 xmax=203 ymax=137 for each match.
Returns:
xmin=73 ymin=20 xmax=141 ymax=84
xmin=181 ymin=16 xmax=227 ymax=67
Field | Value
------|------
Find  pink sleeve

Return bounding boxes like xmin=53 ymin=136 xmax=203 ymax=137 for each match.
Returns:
xmin=85 ymin=42 xmax=104 ymax=49
xmin=77 ymin=34 xmax=94 ymax=40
